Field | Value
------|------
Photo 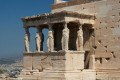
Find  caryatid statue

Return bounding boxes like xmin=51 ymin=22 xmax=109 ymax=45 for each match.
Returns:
xmin=61 ymin=22 xmax=69 ymax=51
xmin=76 ymin=24 xmax=84 ymax=51
xmin=47 ymin=31 xmax=54 ymax=52
xmin=35 ymin=32 xmax=42 ymax=52
xmin=24 ymin=33 xmax=30 ymax=52
xmin=89 ymin=54 xmax=96 ymax=69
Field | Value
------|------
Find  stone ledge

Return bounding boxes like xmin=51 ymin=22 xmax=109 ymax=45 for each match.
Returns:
xmin=19 ymin=69 xmax=96 ymax=80
xmin=23 ymin=50 xmax=85 ymax=54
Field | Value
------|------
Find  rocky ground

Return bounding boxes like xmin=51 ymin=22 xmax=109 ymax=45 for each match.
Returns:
xmin=0 ymin=57 xmax=23 ymax=78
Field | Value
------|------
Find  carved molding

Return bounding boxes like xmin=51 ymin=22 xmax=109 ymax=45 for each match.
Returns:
xmin=21 ymin=11 xmax=95 ymax=28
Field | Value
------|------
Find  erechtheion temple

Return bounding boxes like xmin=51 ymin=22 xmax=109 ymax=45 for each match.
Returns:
xmin=20 ymin=0 xmax=120 ymax=80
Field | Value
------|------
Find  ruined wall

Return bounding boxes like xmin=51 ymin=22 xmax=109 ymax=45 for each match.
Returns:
xmin=51 ymin=0 xmax=120 ymax=69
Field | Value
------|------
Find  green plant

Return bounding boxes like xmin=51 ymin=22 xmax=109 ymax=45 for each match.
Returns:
xmin=0 ymin=68 xmax=4 ymax=74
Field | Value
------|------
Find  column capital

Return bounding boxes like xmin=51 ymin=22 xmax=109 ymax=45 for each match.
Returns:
xmin=37 ymin=27 xmax=42 ymax=32
xmin=77 ymin=21 xmax=84 ymax=26
xmin=63 ymin=21 xmax=69 ymax=28
xmin=77 ymin=22 xmax=84 ymax=30
xmin=25 ymin=27 xmax=30 ymax=34
xmin=48 ymin=23 xmax=54 ymax=31
xmin=63 ymin=21 xmax=69 ymax=24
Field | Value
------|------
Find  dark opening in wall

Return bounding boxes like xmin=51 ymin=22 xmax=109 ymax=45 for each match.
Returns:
xmin=89 ymin=29 xmax=94 ymax=37
xmin=84 ymin=51 xmax=89 ymax=69
xmin=105 ymin=50 xmax=107 ymax=52
xmin=105 ymin=58 xmax=110 ymax=61
xmin=104 ymin=46 xmax=107 ymax=48
xmin=68 ymin=22 xmax=78 ymax=50
xmin=100 ymin=58 xmax=102 ymax=64
xmin=98 ymin=40 xmax=101 ymax=44
xmin=53 ymin=23 xmax=63 ymax=51
xmin=111 ymin=51 xmax=116 ymax=58
xmin=93 ymin=46 xmax=97 ymax=50
xmin=95 ymin=58 xmax=102 ymax=64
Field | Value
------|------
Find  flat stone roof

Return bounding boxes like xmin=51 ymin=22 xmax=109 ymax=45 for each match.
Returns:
xmin=21 ymin=11 xmax=95 ymax=28
xmin=21 ymin=11 xmax=95 ymax=22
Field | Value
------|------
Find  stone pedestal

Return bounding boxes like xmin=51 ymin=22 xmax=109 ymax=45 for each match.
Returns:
xmin=19 ymin=51 xmax=97 ymax=80
xmin=22 ymin=51 xmax=85 ymax=71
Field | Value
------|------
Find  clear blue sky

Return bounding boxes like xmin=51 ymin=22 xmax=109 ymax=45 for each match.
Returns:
xmin=0 ymin=0 xmax=55 ymax=58
xmin=0 ymin=0 xmax=71 ymax=58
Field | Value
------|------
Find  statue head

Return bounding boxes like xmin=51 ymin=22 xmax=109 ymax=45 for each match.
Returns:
xmin=79 ymin=26 xmax=82 ymax=30
xmin=25 ymin=33 xmax=30 ymax=41
xmin=36 ymin=32 xmax=39 ymax=37
xmin=63 ymin=21 xmax=69 ymax=29
xmin=77 ymin=28 xmax=83 ymax=36
xmin=25 ymin=33 xmax=28 ymax=37
xmin=24 ymin=34 xmax=29 ymax=40
xmin=25 ymin=28 xmax=30 ymax=34
xmin=48 ymin=31 xmax=53 ymax=37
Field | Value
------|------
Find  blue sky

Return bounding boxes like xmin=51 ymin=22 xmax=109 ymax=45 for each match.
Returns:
xmin=0 ymin=0 xmax=54 ymax=58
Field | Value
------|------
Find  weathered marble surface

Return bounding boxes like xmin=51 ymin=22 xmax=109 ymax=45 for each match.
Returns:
xmin=24 ymin=33 xmax=30 ymax=52
xmin=47 ymin=31 xmax=54 ymax=52
xmin=61 ymin=22 xmax=69 ymax=51
xmin=76 ymin=24 xmax=84 ymax=51
xmin=35 ymin=32 xmax=42 ymax=52
xmin=22 ymin=51 xmax=85 ymax=71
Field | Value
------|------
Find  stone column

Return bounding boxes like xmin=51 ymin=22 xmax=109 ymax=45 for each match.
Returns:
xmin=47 ymin=24 xmax=54 ymax=52
xmin=61 ymin=22 xmax=69 ymax=51
xmin=35 ymin=27 xmax=43 ymax=52
xmin=24 ymin=28 xmax=30 ymax=52
xmin=76 ymin=23 xmax=84 ymax=51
